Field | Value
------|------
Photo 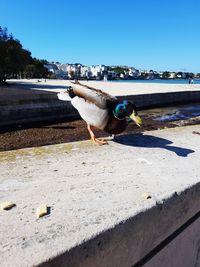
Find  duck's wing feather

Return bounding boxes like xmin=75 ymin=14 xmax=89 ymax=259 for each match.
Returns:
xmin=70 ymin=81 xmax=118 ymax=109
xmin=57 ymin=91 xmax=71 ymax=101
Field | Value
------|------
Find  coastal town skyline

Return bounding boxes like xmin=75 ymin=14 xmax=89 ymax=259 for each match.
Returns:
xmin=1 ymin=0 xmax=200 ymax=73
xmin=44 ymin=62 xmax=199 ymax=81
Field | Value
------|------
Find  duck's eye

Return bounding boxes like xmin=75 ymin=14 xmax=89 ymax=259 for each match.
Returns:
xmin=117 ymin=104 xmax=125 ymax=111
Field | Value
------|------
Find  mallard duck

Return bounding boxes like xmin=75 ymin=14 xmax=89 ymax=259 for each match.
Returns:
xmin=57 ymin=81 xmax=142 ymax=145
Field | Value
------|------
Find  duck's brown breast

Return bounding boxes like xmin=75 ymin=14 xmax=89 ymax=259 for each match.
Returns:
xmin=104 ymin=117 xmax=127 ymax=134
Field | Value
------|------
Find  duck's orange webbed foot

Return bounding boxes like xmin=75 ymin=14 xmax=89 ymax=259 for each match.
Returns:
xmin=87 ymin=124 xmax=108 ymax=145
xmin=94 ymin=138 xmax=108 ymax=145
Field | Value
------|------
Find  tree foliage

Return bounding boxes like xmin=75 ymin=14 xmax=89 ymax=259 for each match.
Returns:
xmin=186 ymin=72 xmax=194 ymax=79
xmin=162 ymin=71 xmax=171 ymax=79
xmin=0 ymin=26 xmax=49 ymax=84
xmin=111 ymin=66 xmax=129 ymax=74
xmin=139 ymin=72 xmax=148 ymax=79
xmin=23 ymin=58 xmax=49 ymax=78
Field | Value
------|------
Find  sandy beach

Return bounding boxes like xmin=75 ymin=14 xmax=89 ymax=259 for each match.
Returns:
xmin=8 ymin=78 xmax=200 ymax=95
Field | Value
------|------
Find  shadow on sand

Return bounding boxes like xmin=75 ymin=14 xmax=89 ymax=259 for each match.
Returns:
xmin=114 ymin=133 xmax=194 ymax=157
xmin=11 ymin=82 xmax=68 ymax=90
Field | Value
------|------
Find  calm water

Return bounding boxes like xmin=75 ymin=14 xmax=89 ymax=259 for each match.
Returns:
xmin=110 ymin=79 xmax=200 ymax=84
xmin=140 ymin=103 xmax=200 ymax=122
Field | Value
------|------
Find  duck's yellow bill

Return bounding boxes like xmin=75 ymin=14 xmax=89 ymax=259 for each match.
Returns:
xmin=129 ymin=114 xmax=143 ymax=127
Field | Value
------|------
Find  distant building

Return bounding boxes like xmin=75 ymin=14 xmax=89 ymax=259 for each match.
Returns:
xmin=108 ymin=70 xmax=118 ymax=80
xmin=169 ymin=72 xmax=176 ymax=79
xmin=44 ymin=63 xmax=67 ymax=79
xmin=90 ymin=65 xmax=107 ymax=80
xmin=81 ymin=66 xmax=92 ymax=79
xmin=128 ymin=68 xmax=140 ymax=78
xmin=44 ymin=63 xmax=58 ymax=73
xmin=43 ymin=62 xmax=187 ymax=81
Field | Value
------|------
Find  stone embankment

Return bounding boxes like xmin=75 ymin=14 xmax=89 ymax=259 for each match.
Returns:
xmin=1 ymin=79 xmax=200 ymax=127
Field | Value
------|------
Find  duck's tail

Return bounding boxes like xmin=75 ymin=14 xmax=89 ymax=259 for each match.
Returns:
xmin=57 ymin=86 xmax=74 ymax=101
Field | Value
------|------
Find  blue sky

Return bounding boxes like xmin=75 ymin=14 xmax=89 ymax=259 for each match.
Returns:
xmin=1 ymin=0 xmax=200 ymax=73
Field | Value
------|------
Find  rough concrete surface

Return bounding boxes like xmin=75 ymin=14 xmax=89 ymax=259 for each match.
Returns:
xmin=0 ymin=125 xmax=200 ymax=266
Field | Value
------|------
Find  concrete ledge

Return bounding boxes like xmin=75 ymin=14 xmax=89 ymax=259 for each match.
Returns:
xmin=1 ymin=125 xmax=200 ymax=266
xmin=40 ymin=183 xmax=200 ymax=267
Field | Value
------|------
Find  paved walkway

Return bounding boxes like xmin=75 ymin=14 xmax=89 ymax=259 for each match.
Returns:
xmin=0 ymin=125 xmax=200 ymax=266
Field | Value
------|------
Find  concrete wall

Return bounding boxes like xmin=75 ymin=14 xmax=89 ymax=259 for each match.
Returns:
xmin=40 ymin=183 xmax=200 ymax=267
xmin=0 ymin=87 xmax=79 ymax=127
xmin=145 ymin=216 xmax=200 ymax=267
xmin=1 ymin=87 xmax=200 ymax=127
xmin=120 ymin=90 xmax=200 ymax=109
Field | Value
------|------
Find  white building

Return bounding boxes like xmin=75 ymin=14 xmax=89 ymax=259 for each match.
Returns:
xmin=44 ymin=63 xmax=67 ymax=79
xmin=80 ymin=66 xmax=92 ymax=79
xmin=90 ymin=65 xmax=107 ymax=79
xmin=128 ymin=68 xmax=140 ymax=78
xmin=44 ymin=63 xmax=58 ymax=73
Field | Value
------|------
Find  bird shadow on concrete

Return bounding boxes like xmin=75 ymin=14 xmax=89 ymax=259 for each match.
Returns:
xmin=114 ymin=133 xmax=194 ymax=157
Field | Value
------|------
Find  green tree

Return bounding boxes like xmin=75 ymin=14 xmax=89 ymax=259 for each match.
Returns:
xmin=162 ymin=71 xmax=170 ymax=79
xmin=112 ymin=66 xmax=129 ymax=74
xmin=23 ymin=58 xmax=49 ymax=78
xmin=0 ymin=27 xmax=50 ymax=84
xmin=139 ymin=72 xmax=148 ymax=79
xmin=0 ymin=26 xmax=32 ymax=84
xmin=184 ymin=72 xmax=194 ymax=79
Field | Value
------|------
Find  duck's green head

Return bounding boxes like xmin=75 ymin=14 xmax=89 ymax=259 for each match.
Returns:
xmin=113 ymin=100 xmax=142 ymax=127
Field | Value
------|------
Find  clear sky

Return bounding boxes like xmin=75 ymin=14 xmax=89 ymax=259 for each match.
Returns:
xmin=1 ymin=0 xmax=200 ymax=73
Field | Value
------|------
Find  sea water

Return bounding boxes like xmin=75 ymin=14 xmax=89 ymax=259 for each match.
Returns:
xmin=143 ymin=103 xmax=200 ymax=122
xmin=110 ymin=79 xmax=200 ymax=85
xmin=108 ymin=79 xmax=200 ymax=85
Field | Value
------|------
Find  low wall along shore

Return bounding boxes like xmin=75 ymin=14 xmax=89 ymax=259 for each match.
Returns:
xmin=1 ymin=80 xmax=200 ymax=127
xmin=0 ymin=87 xmax=78 ymax=128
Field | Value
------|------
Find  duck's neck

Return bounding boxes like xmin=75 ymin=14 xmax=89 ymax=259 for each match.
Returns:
xmin=112 ymin=104 xmax=126 ymax=120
